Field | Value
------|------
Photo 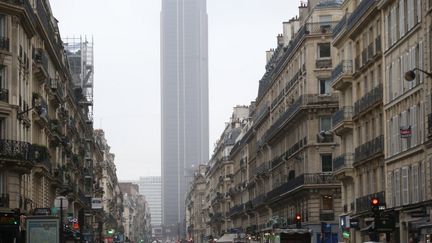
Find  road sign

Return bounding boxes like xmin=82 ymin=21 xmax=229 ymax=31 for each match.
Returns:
xmin=54 ymin=196 xmax=68 ymax=209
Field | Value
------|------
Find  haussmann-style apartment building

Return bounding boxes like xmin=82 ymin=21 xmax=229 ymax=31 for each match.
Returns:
xmin=186 ymin=0 xmax=432 ymax=242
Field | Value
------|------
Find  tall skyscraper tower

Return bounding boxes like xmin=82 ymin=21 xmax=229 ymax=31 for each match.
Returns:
xmin=160 ymin=0 xmax=209 ymax=235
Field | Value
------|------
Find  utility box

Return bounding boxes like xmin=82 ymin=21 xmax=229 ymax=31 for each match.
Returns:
xmin=26 ymin=215 xmax=60 ymax=243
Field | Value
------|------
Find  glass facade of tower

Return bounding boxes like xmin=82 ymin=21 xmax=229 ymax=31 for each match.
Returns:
xmin=160 ymin=0 xmax=209 ymax=230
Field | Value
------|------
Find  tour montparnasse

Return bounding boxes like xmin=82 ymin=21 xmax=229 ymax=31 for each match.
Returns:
xmin=1 ymin=0 xmax=432 ymax=243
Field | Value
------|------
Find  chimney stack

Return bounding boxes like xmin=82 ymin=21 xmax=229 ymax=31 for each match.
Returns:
xmin=277 ymin=34 xmax=284 ymax=46
xmin=299 ymin=2 xmax=308 ymax=23
xmin=266 ymin=49 xmax=275 ymax=64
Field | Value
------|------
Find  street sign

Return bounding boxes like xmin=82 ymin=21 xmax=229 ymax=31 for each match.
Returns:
xmin=91 ymin=198 xmax=102 ymax=209
xmin=54 ymin=196 xmax=68 ymax=209
xmin=375 ymin=212 xmax=396 ymax=232
xmin=350 ymin=218 xmax=359 ymax=229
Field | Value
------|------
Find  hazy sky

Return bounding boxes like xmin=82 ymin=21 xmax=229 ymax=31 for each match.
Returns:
xmin=50 ymin=0 xmax=298 ymax=180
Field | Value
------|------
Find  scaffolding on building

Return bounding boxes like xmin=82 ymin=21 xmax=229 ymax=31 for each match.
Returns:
xmin=63 ymin=36 xmax=94 ymax=124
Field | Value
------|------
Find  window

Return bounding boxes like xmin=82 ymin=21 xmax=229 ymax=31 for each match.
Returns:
xmin=412 ymin=164 xmax=419 ymax=203
xmin=402 ymin=167 xmax=409 ymax=205
xmin=318 ymin=43 xmax=331 ymax=58
xmin=319 ymin=79 xmax=331 ymax=95
xmin=0 ymin=15 xmax=4 ymax=37
xmin=394 ymin=169 xmax=401 ymax=206
xmin=321 ymin=154 xmax=333 ymax=172
xmin=322 ymin=195 xmax=333 ymax=210
xmin=320 ymin=116 xmax=332 ymax=131
xmin=319 ymin=15 xmax=332 ymax=30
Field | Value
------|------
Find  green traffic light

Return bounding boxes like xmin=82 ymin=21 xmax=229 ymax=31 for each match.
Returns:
xmin=342 ymin=231 xmax=350 ymax=239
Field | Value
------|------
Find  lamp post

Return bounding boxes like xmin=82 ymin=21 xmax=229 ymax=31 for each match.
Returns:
xmin=404 ymin=68 xmax=432 ymax=81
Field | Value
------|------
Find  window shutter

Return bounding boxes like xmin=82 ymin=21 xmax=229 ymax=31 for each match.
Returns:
xmin=387 ymin=119 xmax=392 ymax=157
xmin=399 ymin=0 xmax=405 ymax=36
xmin=387 ymin=65 xmax=392 ymax=101
xmin=391 ymin=7 xmax=397 ymax=45
xmin=408 ymin=0 xmax=414 ymax=29
xmin=412 ymin=164 xmax=419 ymax=203
xmin=395 ymin=115 xmax=400 ymax=154
xmin=392 ymin=61 xmax=397 ymax=97
xmin=420 ymin=161 xmax=426 ymax=201
xmin=401 ymin=111 xmax=407 ymax=151
xmin=417 ymin=0 xmax=421 ymax=23
xmin=420 ymin=102 xmax=425 ymax=143
xmin=419 ymin=41 xmax=424 ymax=82
xmin=394 ymin=169 xmax=401 ymax=206
xmin=402 ymin=167 xmax=410 ymax=205
xmin=387 ymin=171 xmax=393 ymax=208
xmin=412 ymin=106 xmax=418 ymax=146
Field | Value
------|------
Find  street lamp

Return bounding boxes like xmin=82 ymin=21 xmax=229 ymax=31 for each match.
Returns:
xmin=404 ymin=68 xmax=432 ymax=81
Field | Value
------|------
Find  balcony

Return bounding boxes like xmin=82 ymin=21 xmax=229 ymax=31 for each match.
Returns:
xmin=0 ymin=193 xmax=9 ymax=208
xmin=271 ymin=155 xmax=284 ymax=169
xmin=0 ymin=139 xmax=33 ymax=167
xmin=252 ymin=103 xmax=269 ymax=126
xmin=32 ymin=48 xmax=49 ymax=80
xmin=283 ymin=137 xmax=307 ymax=162
xmin=428 ymin=113 xmax=432 ymax=136
xmin=333 ymin=14 xmax=348 ymax=41
xmin=49 ymin=78 xmax=64 ymax=103
xmin=252 ymin=194 xmax=267 ymax=208
xmin=331 ymin=106 xmax=353 ymax=135
xmin=0 ymin=89 xmax=8 ymax=103
xmin=353 ymin=84 xmax=383 ymax=117
xmin=210 ymin=213 xmax=224 ymax=224
xmin=316 ymin=59 xmax=332 ymax=69
xmin=229 ymin=204 xmax=244 ymax=216
xmin=347 ymin=0 xmax=377 ymax=31
xmin=266 ymin=173 xmax=339 ymax=202
xmin=0 ymin=36 xmax=9 ymax=51
xmin=331 ymin=60 xmax=353 ymax=90
xmin=317 ymin=133 xmax=334 ymax=143
xmin=255 ymin=162 xmax=269 ymax=178
xmin=245 ymin=201 xmax=253 ymax=211
xmin=356 ymin=191 xmax=385 ymax=213
xmin=333 ymin=153 xmax=354 ymax=175
xmin=31 ymin=144 xmax=51 ymax=172
xmin=265 ymin=94 xmax=338 ymax=142
xmin=361 ymin=49 xmax=368 ymax=67
xmin=354 ymin=135 xmax=384 ymax=164
xmin=305 ymin=22 xmax=339 ymax=35
xmin=271 ymin=91 xmax=285 ymax=110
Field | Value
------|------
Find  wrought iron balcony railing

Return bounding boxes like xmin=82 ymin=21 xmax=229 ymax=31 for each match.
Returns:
xmin=0 ymin=193 xmax=9 ymax=208
xmin=331 ymin=60 xmax=353 ymax=83
xmin=347 ymin=0 xmax=376 ymax=30
xmin=271 ymin=154 xmax=284 ymax=168
xmin=333 ymin=14 xmax=348 ymax=38
xmin=354 ymin=84 xmax=383 ymax=116
xmin=284 ymin=69 xmax=301 ymax=93
xmin=267 ymin=173 xmax=338 ymax=202
xmin=255 ymin=162 xmax=269 ymax=177
xmin=283 ymin=137 xmax=307 ymax=162
xmin=0 ymin=89 xmax=8 ymax=103
xmin=333 ymin=153 xmax=354 ymax=172
xmin=428 ymin=113 xmax=432 ymax=135
xmin=332 ymin=106 xmax=353 ymax=128
xmin=229 ymin=204 xmax=244 ymax=216
xmin=265 ymin=94 xmax=338 ymax=142
xmin=356 ymin=191 xmax=385 ymax=213
xmin=316 ymin=59 xmax=332 ymax=69
xmin=0 ymin=139 xmax=32 ymax=162
xmin=252 ymin=194 xmax=266 ymax=208
xmin=33 ymin=48 xmax=49 ymax=73
xmin=354 ymin=135 xmax=384 ymax=163
xmin=31 ymin=144 xmax=51 ymax=171
xmin=245 ymin=201 xmax=253 ymax=211
xmin=252 ymin=103 xmax=269 ymax=125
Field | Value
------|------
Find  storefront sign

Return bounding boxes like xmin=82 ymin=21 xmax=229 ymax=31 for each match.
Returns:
xmin=400 ymin=126 xmax=412 ymax=138
xmin=91 ymin=198 xmax=103 ymax=209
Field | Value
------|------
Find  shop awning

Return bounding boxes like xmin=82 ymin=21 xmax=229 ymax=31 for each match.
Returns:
xmin=273 ymin=228 xmax=312 ymax=234
xmin=216 ymin=233 xmax=237 ymax=243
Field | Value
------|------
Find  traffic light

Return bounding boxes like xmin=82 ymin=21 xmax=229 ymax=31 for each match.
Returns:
xmin=370 ymin=197 xmax=381 ymax=214
xmin=295 ymin=213 xmax=301 ymax=229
